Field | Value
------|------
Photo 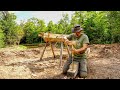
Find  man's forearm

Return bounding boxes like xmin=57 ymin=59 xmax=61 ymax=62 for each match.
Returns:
xmin=77 ymin=47 xmax=87 ymax=54
xmin=64 ymin=39 xmax=76 ymax=46
xmin=77 ymin=44 xmax=88 ymax=54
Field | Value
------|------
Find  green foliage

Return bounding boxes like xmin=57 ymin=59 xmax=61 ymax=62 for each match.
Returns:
xmin=106 ymin=11 xmax=120 ymax=43
xmin=15 ymin=45 xmax=27 ymax=50
xmin=0 ymin=13 xmax=19 ymax=45
xmin=14 ymin=25 xmax=24 ymax=45
xmin=0 ymin=28 xmax=5 ymax=48
xmin=46 ymin=21 xmax=57 ymax=33
xmin=82 ymin=11 xmax=109 ymax=44
xmin=57 ymin=13 xmax=70 ymax=34
xmin=22 ymin=17 xmax=46 ymax=44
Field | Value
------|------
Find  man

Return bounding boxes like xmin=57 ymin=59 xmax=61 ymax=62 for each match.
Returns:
xmin=63 ymin=24 xmax=90 ymax=78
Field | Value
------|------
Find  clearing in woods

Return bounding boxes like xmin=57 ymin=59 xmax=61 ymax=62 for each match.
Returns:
xmin=0 ymin=43 xmax=120 ymax=79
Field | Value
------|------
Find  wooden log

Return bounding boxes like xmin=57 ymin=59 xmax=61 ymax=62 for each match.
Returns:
xmin=38 ymin=32 xmax=68 ymax=42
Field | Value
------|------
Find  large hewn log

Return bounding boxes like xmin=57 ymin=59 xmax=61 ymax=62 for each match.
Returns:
xmin=38 ymin=32 xmax=68 ymax=42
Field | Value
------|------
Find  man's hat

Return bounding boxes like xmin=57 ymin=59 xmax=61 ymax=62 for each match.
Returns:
xmin=72 ymin=24 xmax=83 ymax=33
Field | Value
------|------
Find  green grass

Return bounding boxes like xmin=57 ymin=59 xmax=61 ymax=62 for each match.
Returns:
xmin=15 ymin=45 xmax=28 ymax=50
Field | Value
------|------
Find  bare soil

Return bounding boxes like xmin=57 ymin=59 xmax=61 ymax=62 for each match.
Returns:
xmin=0 ymin=43 xmax=120 ymax=79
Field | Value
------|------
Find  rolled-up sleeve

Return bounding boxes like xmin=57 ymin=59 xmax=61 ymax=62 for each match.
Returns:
xmin=66 ymin=34 xmax=73 ymax=41
xmin=83 ymin=35 xmax=90 ymax=44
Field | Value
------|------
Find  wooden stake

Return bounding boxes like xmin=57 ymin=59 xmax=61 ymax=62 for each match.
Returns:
xmin=65 ymin=44 xmax=70 ymax=57
xmin=71 ymin=45 xmax=74 ymax=70
xmin=40 ymin=43 xmax=47 ymax=60
xmin=60 ymin=42 xmax=63 ymax=68
xmin=50 ymin=42 xmax=55 ymax=58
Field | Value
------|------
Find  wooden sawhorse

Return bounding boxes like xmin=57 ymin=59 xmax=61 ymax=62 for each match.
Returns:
xmin=39 ymin=41 xmax=70 ymax=68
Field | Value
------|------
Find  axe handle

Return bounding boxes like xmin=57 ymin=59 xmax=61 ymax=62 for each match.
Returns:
xmin=71 ymin=45 xmax=74 ymax=70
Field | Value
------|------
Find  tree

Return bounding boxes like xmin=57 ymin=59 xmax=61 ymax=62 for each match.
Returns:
xmin=77 ymin=11 xmax=109 ymax=44
xmin=57 ymin=13 xmax=70 ymax=34
xmin=0 ymin=12 xmax=18 ymax=45
xmin=22 ymin=17 xmax=46 ymax=44
xmin=0 ymin=24 xmax=5 ymax=48
xmin=14 ymin=25 xmax=24 ymax=45
xmin=107 ymin=11 xmax=120 ymax=43
xmin=46 ymin=21 xmax=56 ymax=33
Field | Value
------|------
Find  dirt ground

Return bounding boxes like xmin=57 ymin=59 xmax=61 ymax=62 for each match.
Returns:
xmin=0 ymin=43 xmax=120 ymax=79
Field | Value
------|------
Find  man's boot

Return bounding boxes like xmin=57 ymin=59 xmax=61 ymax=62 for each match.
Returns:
xmin=79 ymin=71 xmax=87 ymax=78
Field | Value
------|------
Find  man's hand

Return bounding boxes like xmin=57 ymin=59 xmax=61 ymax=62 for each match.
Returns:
xmin=72 ymin=44 xmax=89 ymax=54
xmin=71 ymin=41 xmax=76 ymax=46
xmin=72 ymin=48 xmax=79 ymax=54
xmin=64 ymin=39 xmax=76 ymax=46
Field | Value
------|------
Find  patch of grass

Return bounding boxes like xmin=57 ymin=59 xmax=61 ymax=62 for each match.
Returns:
xmin=16 ymin=45 xmax=28 ymax=50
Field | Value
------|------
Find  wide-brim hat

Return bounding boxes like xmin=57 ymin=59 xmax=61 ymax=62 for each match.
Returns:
xmin=71 ymin=25 xmax=83 ymax=33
